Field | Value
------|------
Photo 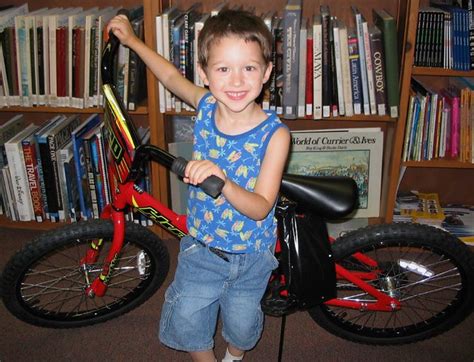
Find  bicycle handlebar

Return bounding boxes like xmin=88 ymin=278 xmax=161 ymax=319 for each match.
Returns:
xmin=171 ymin=157 xmax=226 ymax=199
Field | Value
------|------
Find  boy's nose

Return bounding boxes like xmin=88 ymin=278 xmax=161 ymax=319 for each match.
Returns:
xmin=230 ymin=70 xmax=243 ymax=86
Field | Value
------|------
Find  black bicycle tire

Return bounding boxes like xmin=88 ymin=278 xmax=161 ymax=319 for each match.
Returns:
xmin=309 ymin=223 xmax=474 ymax=345
xmin=0 ymin=219 xmax=170 ymax=328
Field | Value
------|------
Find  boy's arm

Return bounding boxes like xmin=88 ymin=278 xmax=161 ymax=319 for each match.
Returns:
xmin=223 ymin=127 xmax=290 ymax=220
xmin=107 ymin=15 xmax=207 ymax=109
xmin=184 ymin=127 xmax=291 ymax=221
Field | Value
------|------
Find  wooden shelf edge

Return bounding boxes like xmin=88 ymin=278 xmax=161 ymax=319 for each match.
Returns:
xmin=1 ymin=105 xmax=148 ymax=115
xmin=0 ymin=215 xmax=64 ymax=231
xmin=403 ymin=160 xmax=474 ymax=169
xmin=412 ymin=67 xmax=474 ymax=77
xmin=161 ymin=111 xmax=395 ymax=123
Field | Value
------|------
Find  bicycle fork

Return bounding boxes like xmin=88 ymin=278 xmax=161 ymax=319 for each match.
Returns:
xmin=82 ymin=197 xmax=128 ymax=298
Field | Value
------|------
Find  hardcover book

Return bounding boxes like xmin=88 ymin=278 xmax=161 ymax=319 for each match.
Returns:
xmin=369 ymin=25 xmax=387 ymax=116
xmin=372 ymin=8 xmax=400 ymax=118
xmin=282 ymin=0 xmax=302 ymax=119
xmin=286 ymin=128 xmax=384 ymax=218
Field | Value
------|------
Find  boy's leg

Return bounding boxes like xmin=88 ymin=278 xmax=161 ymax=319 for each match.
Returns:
xmin=220 ymin=249 xmax=278 ymax=352
xmin=190 ymin=350 xmax=216 ymax=362
xmin=223 ymin=345 xmax=244 ymax=361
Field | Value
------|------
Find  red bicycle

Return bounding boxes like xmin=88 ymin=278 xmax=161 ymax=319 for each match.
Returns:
xmin=1 ymin=27 xmax=473 ymax=347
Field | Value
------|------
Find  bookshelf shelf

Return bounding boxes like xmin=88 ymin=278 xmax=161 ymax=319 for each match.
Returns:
xmin=412 ymin=67 xmax=474 ymax=77
xmin=2 ymin=105 xmax=149 ymax=115
xmin=403 ymin=160 xmax=474 ymax=169
xmin=0 ymin=215 xmax=61 ymax=231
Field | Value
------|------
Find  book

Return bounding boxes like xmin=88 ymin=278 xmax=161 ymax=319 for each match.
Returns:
xmin=369 ymin=25 xmax=387 ymax=116
xmin=339 ymin=20 xmax=353 ymax=117
xmin=71 ymin=113 xmax=101 ymax=220
xmin=57 ymin=140 xmax=74 ymax=221
xmin=352 ymin=6 xmax=371 ymax=115
xmin=372 ymin=8 xmax=400 ymax=118
xmin=297 ymin=19 xmax=307 ymax=118
xmin=282 ymin=0 xmax=302 ymax=119
xmin=312 ymin=14 xmax=322 ymax=119
xmin=286 ymin=127 xmax=384 ymax=218
xmin=320 ymin=5 xmax=332 ymax=118
xmin=305 ymin=28 xmax=313 ymax=117
xmin=168 ymin=141 xmax=192 ymax=214
xmin=41 ymin=114 xmax=81 ymax=222
xmin=128 ymin=15 xmax=147 ymax=111
xmin=21 ymin=130 xmax=45 ymax=222
xmin=4 ymin=123 xmax=38 ymax=221
xmin=332 ymin=18 xmax=345 ymax=116
xmin=193 ymin=13 xmax=210 ymax=88
xmin=0 ymin=114 xmax=27 ymax=168
xmin=347 ymin=27 xmax=362 ymax=115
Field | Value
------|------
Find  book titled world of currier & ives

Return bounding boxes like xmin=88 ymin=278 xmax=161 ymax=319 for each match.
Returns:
xmin=286 ymin=128 xmax=383 ymax=218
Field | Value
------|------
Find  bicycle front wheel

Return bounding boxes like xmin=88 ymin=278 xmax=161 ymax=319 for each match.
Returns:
xmin=1 ymin=220 xmax=170 ymax=328
xmin=309 ymin=223 xmax=474 ymax=345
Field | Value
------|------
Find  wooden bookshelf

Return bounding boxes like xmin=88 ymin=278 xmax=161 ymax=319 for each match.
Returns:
xmin=391 ymin=0 xmax=474 ymax=216
xmin=0 ymin=0 xmax=428 ymax=230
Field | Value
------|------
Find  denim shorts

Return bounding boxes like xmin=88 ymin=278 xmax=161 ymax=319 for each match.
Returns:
xmin=159 ymin=235 xmax=278 ymax=352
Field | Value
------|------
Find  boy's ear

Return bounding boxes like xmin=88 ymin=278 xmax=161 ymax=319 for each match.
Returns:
xmin=197 ymin=65 xmax=209 ymax=86
xmin=263 ymin=62 xmax=273 ymax=84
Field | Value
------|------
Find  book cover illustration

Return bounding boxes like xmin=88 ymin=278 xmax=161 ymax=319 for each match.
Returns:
xmin=286 ymin=128 xmax=383 ymax=218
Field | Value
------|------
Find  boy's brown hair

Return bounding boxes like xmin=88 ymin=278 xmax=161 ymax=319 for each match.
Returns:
xmin=197 ymin=9 xmax=273 ymax=69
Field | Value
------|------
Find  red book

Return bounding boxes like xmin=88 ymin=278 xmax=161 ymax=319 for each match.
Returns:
xmin=305 ymin=35 xmax=313 ymax=117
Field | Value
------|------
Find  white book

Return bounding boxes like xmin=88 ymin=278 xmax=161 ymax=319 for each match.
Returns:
xmin=2 ymin=166 xmax=18 ymax=221
xmin=193 ymin=13 xmax=210 ymax=88
xmin=352 ymin=6 xmax=370 ymax=115
xmin=155 ymin=14 xmax=166 ymax=113
xmin=297 ymin=20 xmax=307 ymax=118
xmin=0 ymin=45 xmax=9 ymax=107
xmin=362 ymin=20 xmax=376 ymax=115
xmin=14 ymin=14 xmax=32 ymax=107
xmin=332 ymin=18 xmax=345 ymax=116
xmin=287 ymin=128 xmax=384 ymax=218
xmin=162 ymin=6 xmax=181 ymax=111
xmin=312 ymin=15 xmax=322 ymax=120
xmin=58 ymin=140 xmax=73 ymax=222
xmin=4 ymin=123 xmax=39 ymax=221
xmin=339 ymin=22 xmax=353 ymax=117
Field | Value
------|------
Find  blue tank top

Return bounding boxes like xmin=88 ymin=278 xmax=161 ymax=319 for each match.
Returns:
xmin=186 ymin=93 xmax=287 ymax=253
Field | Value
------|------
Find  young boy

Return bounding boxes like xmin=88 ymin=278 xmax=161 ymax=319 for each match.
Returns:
xmin=108 ymin=9 xmax=290 ymax=362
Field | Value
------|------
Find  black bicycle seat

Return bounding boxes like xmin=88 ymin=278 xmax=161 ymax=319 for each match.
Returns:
xmin=280 ymin=174 xmax=358 ymax=219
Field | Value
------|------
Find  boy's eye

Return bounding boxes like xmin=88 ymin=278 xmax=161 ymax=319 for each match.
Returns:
xmin=217 ymin=67 xmax=228 ymax=72
xmin=245 ymin=66 xmax=256 ymax=71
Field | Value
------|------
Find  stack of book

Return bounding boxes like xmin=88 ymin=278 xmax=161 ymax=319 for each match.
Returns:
xmin=0 ymin=113 xmax=152 ymax=224
xmin=0 ymin=4 xmax=147 ymax=110
xmin=394 ymin=191 xmax=445 ymax=226
xmin=155 ymin=2 xmax=400 ymax=119
xmin=402 ymin=77 xmax=474 ymax=163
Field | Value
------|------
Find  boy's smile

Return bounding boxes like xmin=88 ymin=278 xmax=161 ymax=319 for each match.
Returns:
xmin=198 ymin=36 xmax=272 ymax=118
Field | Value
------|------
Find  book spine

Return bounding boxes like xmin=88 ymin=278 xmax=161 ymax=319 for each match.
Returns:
xmin=370 ymin=28 xmax=387 ymax=116
xmin=362 ymin=21 xmax=377 ymax=114
xmin=354 ymin=11 xmax=370 ymax=115
xmin=83 ymin=135 xmax=99 ymax=218
xmin=339 ymin=24 xmax=353 ymax=117
xmin=273 ymin=25 xmax=284 ymax=115
xmin=22 ymin=139 xmax=44 ymax=222
xmin=282 ymin=1 xmax=302 ymax=119
xmin=5 ymin=138 xmax=34 ymax=221
xmin=313 ymin=18 xmax=323 ymax=119
xmin=348 ymin=30 xmax=362 ymax=115
xmin=321 ymin=9 xmax=332 ymax=117
xmin=305 ymin=34 xmax=313 ymax=117
xmin=297 ymin=22 xmax=307 ymax=118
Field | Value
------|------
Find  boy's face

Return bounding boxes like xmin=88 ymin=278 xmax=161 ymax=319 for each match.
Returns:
xmin=198 ymin=36 xmax=272 ymax=113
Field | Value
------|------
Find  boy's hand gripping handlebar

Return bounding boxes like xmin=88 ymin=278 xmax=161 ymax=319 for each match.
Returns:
xmin=171 ymin=157 xmax=225 ymax=199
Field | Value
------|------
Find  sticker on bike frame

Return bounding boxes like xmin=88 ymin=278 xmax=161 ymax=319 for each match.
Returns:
xmin=132 ymin=201 xmax=186 ymax=238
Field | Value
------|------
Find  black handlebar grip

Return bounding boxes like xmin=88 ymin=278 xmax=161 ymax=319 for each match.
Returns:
xmin=116 ymin=8 xmax=130 ymax=18
xmin=171 ymin=157 xmax=225 ymax=198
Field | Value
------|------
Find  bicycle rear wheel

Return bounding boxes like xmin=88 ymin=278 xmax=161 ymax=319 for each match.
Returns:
xmin=309 ymin=223 xmax=474 ymax=345
xmin=1 ymin=220 xmax=170 ymax=328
